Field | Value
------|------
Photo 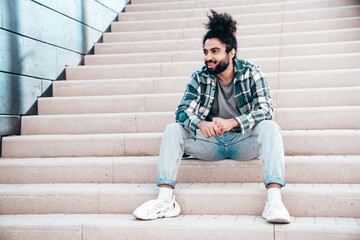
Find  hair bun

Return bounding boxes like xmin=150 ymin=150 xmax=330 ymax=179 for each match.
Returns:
xmin=205 ymin=9 xmax=237 ymax=35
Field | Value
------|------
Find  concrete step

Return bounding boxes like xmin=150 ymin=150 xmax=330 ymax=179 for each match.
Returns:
xmin=132 ymin=0 xmax=193 ymax=3
xmin=113 ymin=6 xmax=360 ymax=32
xmin=38 ymin=87 xmax=360 ymax=115
xmin=2 ymin=130 xmax=360 ymax=158
xmin=125 ymin=0 xmax=283 ymax=12
xmin=67 ymin=53 xmax=360 ymax=80
xmin=0 ymin=183 xmax=359 ymax=217
xmin=0 ymin=156 xmax=359 ymax=184
xmin=95 ymin=28 xmax=360 ymax=54
xmin=120 ymin=0 xmax=359 ymax=21
xmin=124 ymin=0 xmax=359 ymax=16
xmin=86 ymin=41 xmax=360 ymax=65
xmin=2 ymin=214 xmax=359 ymax=240
xmin=21 ymin=107 xmax=360 ymax=135
xmin=105 ymin=17 xmax=360 ymax=42
xmin=54 ymin=69 xmax=360 ymax=96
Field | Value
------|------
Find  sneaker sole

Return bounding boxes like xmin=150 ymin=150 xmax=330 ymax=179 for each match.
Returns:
xmin=265 ymin=216 xmax=291 ymax=224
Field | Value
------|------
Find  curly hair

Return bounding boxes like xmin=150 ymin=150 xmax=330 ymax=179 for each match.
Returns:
xmin=203 ymin=10 xmax=237 ymax=59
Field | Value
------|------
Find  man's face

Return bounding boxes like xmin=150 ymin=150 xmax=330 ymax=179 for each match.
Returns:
xmin=203 ymin=38 xmax=231 ymax=75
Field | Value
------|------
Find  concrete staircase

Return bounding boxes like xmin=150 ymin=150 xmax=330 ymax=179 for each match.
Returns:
xmin=1 ymin=0 xmax=360 ymax=239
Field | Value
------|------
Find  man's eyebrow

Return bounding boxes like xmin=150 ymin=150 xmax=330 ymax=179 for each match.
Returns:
xmin=203 ymin=47 xmax=222 ymax=51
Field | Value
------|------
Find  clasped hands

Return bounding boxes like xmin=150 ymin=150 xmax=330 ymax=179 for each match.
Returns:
xmin=197 ymin=117 xmax=239 ymax=139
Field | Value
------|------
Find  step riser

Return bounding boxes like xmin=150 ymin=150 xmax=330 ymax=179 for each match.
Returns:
xmin=106 ymin=18 xmax=360 ymax=42
xmin=0 ymin=226 xmax=81 ymax=240
xmin=125 ymin=0 xmax=280 ymax=12
xmin=53 ymin=77 xmax=189 ymax=96
xmin=1 ymin=184 xmax=359 ymax=217
xmin=86 ymin=42 xmax=360 ymax=65
xmin=67 ymin=54 xmax=360 ymax=80
xmin=38 ymin=88 xmax=360 ymax=115
xmin=54 ymin=69 xmax=360 ymax=95
xmin=125 ymin=0 xmax=358 ymax=12
xmin=112 ymin=7 xmax=360 ymax=32
xmin=21 ymin=107 xmax=360 ymax=135
xmin=2 ymin=131 xmax=360 ymax=158
xmin=1 ymin=157 xmax=358 ymax=184
xmin=120 ymin=0 xmax=359 ymax=21
xmin=1 ymin=214 xmax=359 ymax=240
xmin=95 ymin=29 xmax=360 ymax=54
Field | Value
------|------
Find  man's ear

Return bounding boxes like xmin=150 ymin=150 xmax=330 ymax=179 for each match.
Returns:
xmin=229 ymin=48 xmax=236 ymax=59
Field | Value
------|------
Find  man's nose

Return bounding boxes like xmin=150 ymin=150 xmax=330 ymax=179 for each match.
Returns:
xmin=205 ymin=53 xmax=213 ymax=61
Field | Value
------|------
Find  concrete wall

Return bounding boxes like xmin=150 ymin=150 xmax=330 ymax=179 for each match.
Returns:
xmin=0 ymin=0 xmax=129 ymax=155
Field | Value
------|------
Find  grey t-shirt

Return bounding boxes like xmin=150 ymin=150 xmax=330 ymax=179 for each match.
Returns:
xmin=206 ymin=78 xmax=242 ymax=132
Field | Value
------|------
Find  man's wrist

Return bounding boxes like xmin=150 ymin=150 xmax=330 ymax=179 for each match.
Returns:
xmin=196 ymin=120 xmax=205 ymax=128
xmin=231 ymin=118 xmax=239 ymax=128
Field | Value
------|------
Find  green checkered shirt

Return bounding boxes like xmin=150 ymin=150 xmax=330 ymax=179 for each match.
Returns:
xmin=175 ymin=59 xmax=274 ymax=137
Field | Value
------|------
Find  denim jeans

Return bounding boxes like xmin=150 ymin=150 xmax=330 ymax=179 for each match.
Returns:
xmin=157 ymin=120 xmax=285 ymax=189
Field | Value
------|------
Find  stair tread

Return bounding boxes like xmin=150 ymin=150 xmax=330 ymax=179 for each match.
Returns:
xmin=1 ymin=182 xmax=359 ymax=196
xmin=19 ymin=106 xmax=360 ymax=134
xmin=125 ymin=0 xmax=358 ymax=12
xmin=22 ymin=106 xmax=360 ymax=118
xmin=121 ymin=4 xmax=360 ymax=22
xmin=1 ymin=155 xmax=359 ymax=163
xmin=1 ymin=156 xmax=359 ymax=184
xmin=4 ymin=129 xmax=360 ymax=138
xmin=98 ymin=28 xmax=360 ymax=45
xmin=1 ymin=214 xmax=359 ymax=240
xmin=122 ymin=0 xmax=360 ymax=18
xmin=0 ymin=183 xmax=359 ymax=217
xmin=112 ymin=16 xmax=360 ymax=33
xmin=1 ymin=213 xmax=359 ymax=226
xmin=41 ymin=85 xmax=360 ymax=101
xmin=88 ymin=40 xmax=360 ymax=57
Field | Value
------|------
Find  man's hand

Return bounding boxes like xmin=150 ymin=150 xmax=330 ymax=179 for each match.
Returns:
xmin=197 ymin=121 xmax=221 ymax=138
xmin=212 ymin=117 xmax=239 ymax=136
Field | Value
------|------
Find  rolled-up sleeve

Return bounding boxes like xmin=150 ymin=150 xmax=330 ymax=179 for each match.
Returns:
xmin=234 ymin=66 xmax=274 ymax=134
xmin=175 ymin=72 xmax=203 ymax=137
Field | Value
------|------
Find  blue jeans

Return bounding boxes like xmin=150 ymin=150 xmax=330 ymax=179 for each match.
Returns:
xmin=157 ymin=120 xmax=285 ymax=189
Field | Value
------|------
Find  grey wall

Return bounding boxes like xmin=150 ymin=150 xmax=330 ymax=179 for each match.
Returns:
xmin=0 ymin=0 xmax=129 ymax=156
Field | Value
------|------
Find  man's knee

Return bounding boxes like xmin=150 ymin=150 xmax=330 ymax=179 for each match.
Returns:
xmin=164 ymin=122 xmax=183 ymax=134
xmin=257 ymin=120 xmax=281 ymax=133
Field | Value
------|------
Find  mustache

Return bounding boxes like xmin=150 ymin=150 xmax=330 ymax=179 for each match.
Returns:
xmin=206 ymin=60 xmax=216 ymax=64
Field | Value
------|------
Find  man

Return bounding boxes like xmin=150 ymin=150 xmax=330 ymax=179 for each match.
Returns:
xmin=133 ymin=10 xmax=291 ymax=223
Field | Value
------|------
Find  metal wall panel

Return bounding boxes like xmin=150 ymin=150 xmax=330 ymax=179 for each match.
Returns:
xmin=0 ymin=1 xmax=3 ymax=27
xmin=33 ymin=0 xmax=118 ymax=32
xmin=2 ymin=0 xmax=102 ymax=54
xmin=0 ymin=115 xmax=21 ymax=136
xmin=0 ymin=72 xmax=50 ymax=115
xmin=56 ymin=47 xmax=83 ymax=80
xmin=0 ymin=115 xmax=20 ymax=156
xmin=0 ymin=0 xmax=129 ymax=156
xmin=0 ymin=30 xmax=83 ymax=80
xmin=0 ymin=30 xmax=56 ymax=79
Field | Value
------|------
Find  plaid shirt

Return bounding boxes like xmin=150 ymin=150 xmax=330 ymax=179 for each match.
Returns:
xmin=175 ymin=59 xmax=274 ymax=137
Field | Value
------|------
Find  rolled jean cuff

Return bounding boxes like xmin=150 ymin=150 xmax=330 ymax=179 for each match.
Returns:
xmin=157 ymin=178 xmax=176 ymax=189
xmin=264 ymin=178 xmax=286 ymax=188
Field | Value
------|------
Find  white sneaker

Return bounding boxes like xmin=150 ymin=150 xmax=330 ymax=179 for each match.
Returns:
xmin=133 ymin=196 xmax=181 ymax=220
xmin=262 ymin=201 xmax=291 ymax=223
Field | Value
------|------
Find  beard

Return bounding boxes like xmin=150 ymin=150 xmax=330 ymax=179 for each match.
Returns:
xmin=206 ymin=54 xmax=230 ymax=75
